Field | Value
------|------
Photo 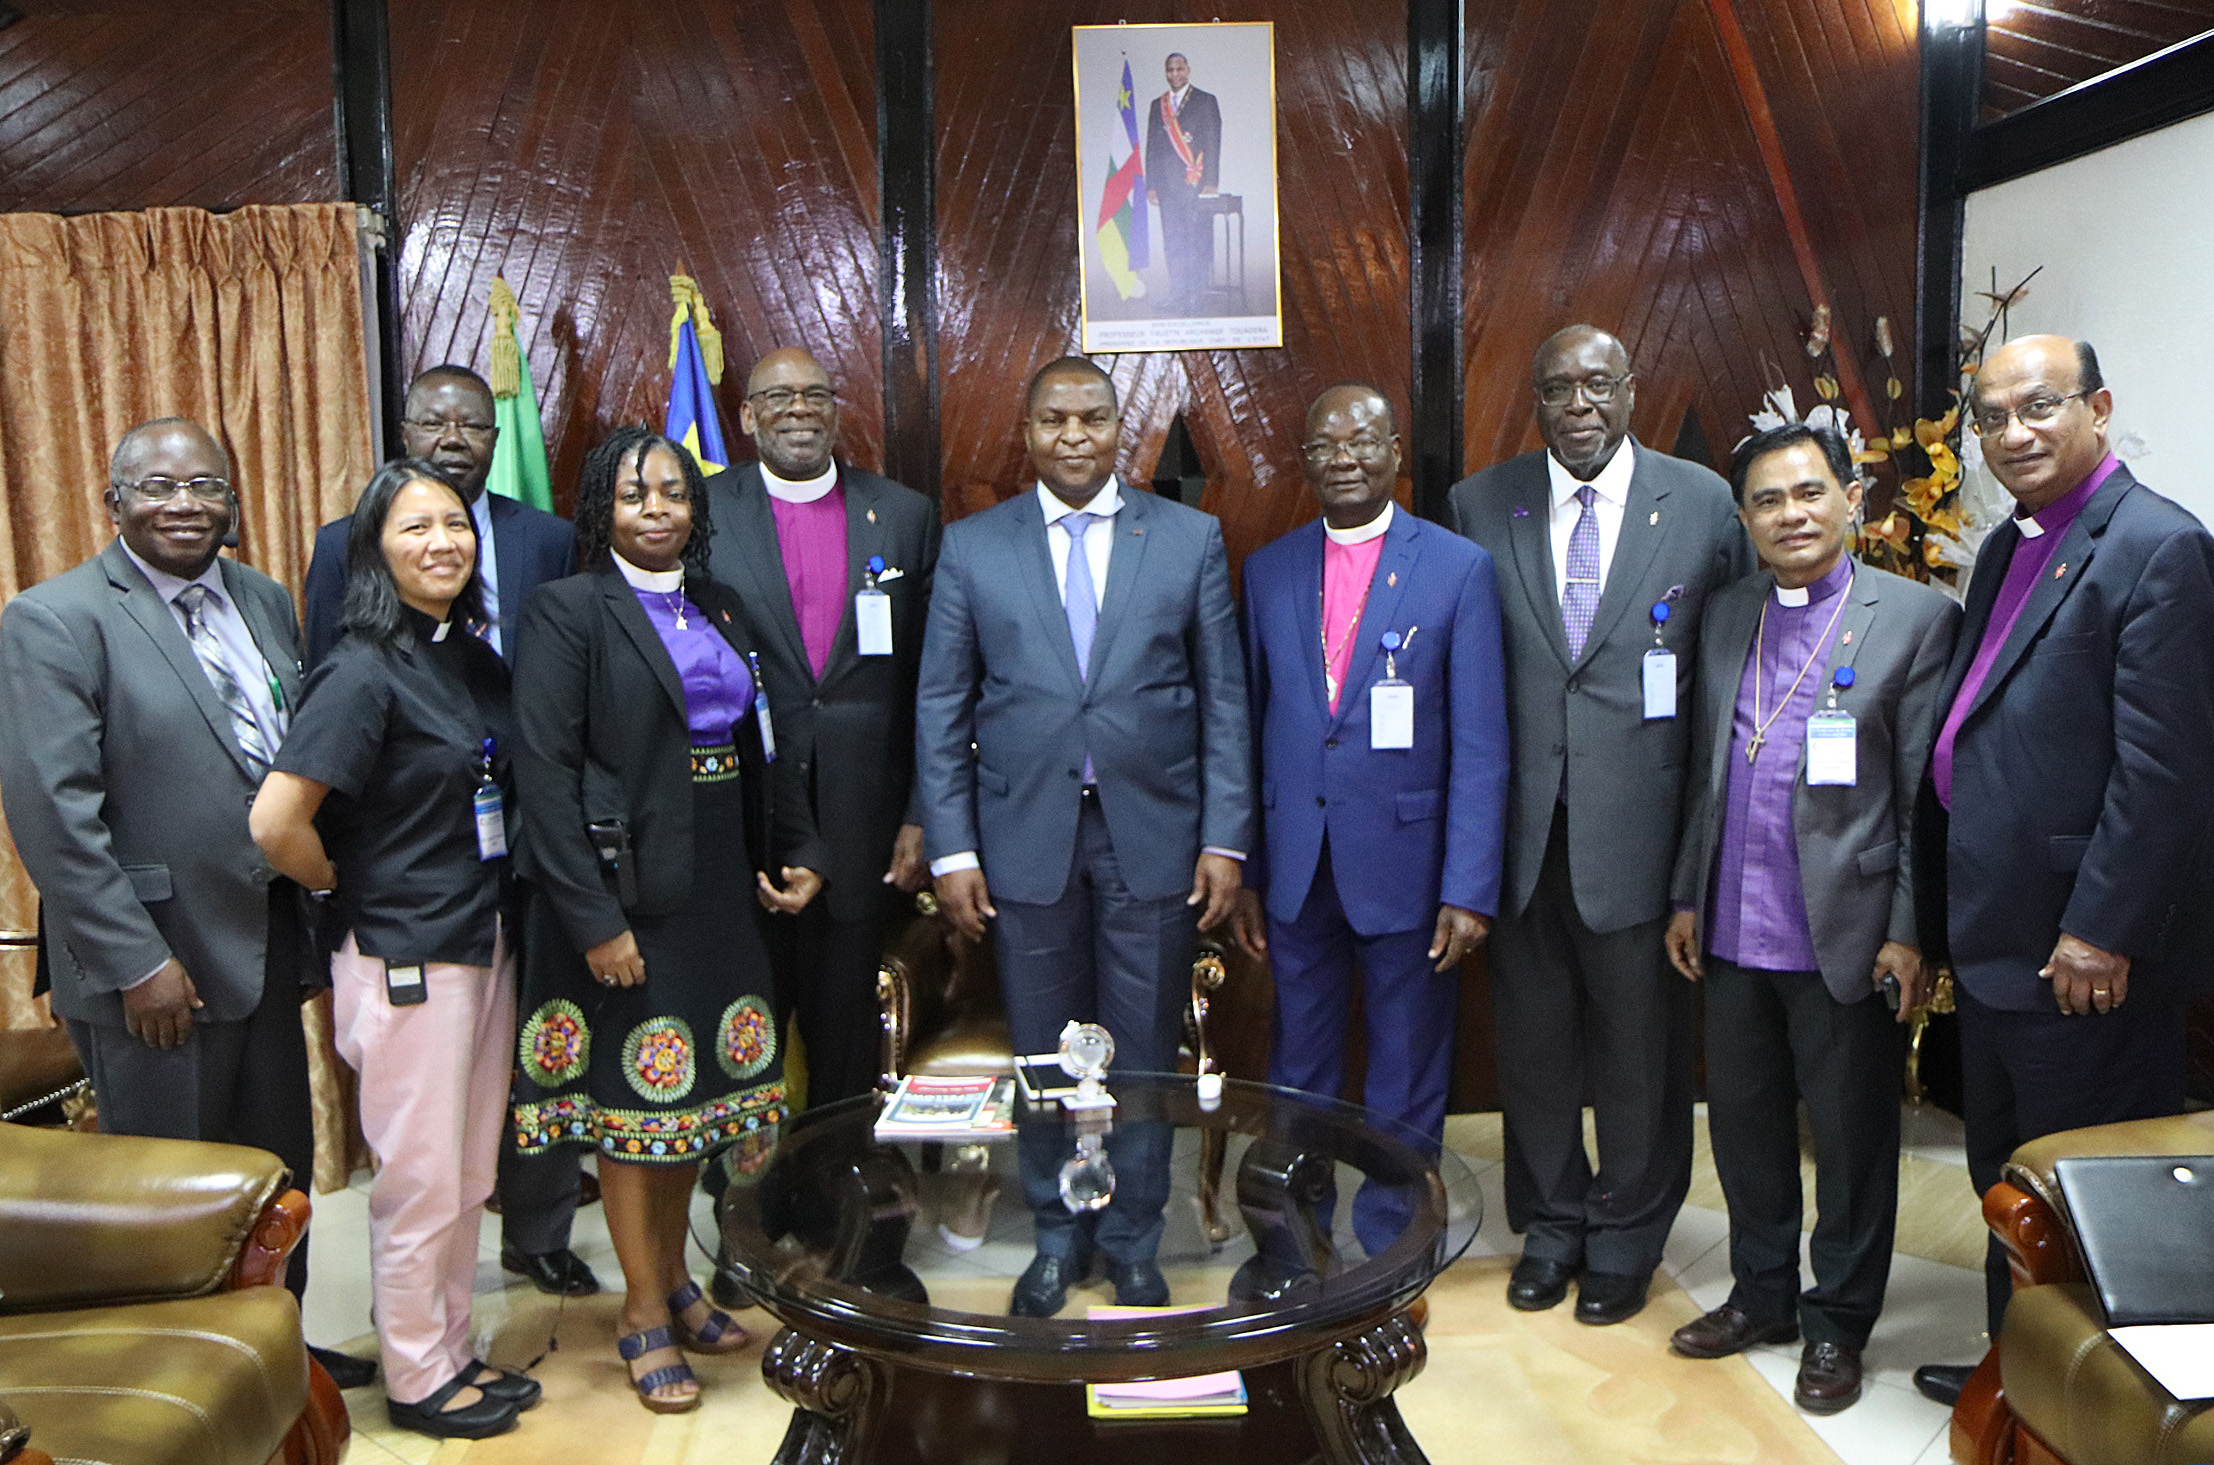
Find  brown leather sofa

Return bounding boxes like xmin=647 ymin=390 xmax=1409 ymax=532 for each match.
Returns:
xmin=0 ymin=1122 xmax=348 ymax=1465
xmin=876 ymin=892 xmax=1265 ymax=1244
xmin=1953 ymin=1110 xmax=2214 ymax=1465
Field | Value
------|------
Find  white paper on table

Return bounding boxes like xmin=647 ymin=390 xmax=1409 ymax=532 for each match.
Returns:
xmin=2109 ymin=1323 xmax=2214 ymax=1399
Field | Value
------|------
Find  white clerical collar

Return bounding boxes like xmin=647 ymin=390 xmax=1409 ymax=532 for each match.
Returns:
xmin=613 ymin=553 xmax=684 ymax=593
xmin=762 ymin=460 xmax=838 ymax=504
xmin=1546 ymin=437 xmax=1636 ymax=511
xmin=1324 ymin=500 xmax=1393 ymax=546
xmin=2016 ymin=513 xmax=2046 ymax=539
xmin=121 ymin=541 xmax=226 ymax=606
xmin=1038 ymin=477 xmax=1123 ymax=523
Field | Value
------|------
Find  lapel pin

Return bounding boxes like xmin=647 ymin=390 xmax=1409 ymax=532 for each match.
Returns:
xmin=1511 ymin=505 xmax=1531 ymax=519
xmin=1133 ymin=526 xmax=1144 ymax=536
xmin=1388 ymin=572 xmax=1398 ymax=587
xmin=2055 ymin=563 xmax=2068 ymax=579
xmin=867 ymin=508 xmax=877 ymax=523
xmin=1841 ymin=630 xmax=1853 ymax=645
xmin=1649 ymin=510 xmax=1660 ymax=525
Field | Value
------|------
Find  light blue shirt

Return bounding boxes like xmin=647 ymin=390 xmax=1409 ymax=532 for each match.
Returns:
xmin=471 ymin=490 xmax=503 ymax=655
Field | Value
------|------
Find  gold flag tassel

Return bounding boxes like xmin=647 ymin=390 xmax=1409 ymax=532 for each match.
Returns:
xmin=488 ymin=277 xmax=523 ymax=401
xmin=668 ymin=273 xmax=724 ymax=385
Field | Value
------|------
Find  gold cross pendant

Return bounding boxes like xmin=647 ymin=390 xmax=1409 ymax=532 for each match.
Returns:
xmin=1745 ymin=731 xmax=1764 ymax=764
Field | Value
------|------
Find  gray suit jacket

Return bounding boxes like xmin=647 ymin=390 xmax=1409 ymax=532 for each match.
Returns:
xmin=914 ymin=485 xmax=1252 ymax=906
xmin=1449 ymin=443 xmax=1751 ymax=931
xmin=1671 ymin=560 xmax=1960 ymax=1001
xmin=704 ymin=461 xmax=940 ymax=923
xmin=0 ymin=540 xmax=304 ymax=1025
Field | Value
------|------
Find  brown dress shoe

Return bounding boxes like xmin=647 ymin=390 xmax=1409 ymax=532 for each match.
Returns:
xmin=1795 ymin=1341 xmax=1863 ymax=1414
xmin=1669 ymin=1304 xmax=1799 ymax=1358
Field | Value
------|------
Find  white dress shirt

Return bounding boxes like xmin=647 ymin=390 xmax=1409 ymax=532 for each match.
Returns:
xmin=1545 ymin=437 xmax=1636 ymax=603
xmin=762 ymin=460 xmax=839 ymax=504
xmin=470 ymin=490 xmax=503 ymax=655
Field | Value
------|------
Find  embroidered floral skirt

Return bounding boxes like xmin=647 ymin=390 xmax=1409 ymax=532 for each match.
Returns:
xmin=512 ymin=752 xmax=784 ymax=1167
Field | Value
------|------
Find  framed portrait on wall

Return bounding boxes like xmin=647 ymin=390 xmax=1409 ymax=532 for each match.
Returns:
xmin=1072 ymin=22 xmax=1282 ymax=353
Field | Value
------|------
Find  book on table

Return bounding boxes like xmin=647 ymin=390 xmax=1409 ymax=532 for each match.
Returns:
xmin=873 ymin=1074 xmax=1015 ymax=1140
xmin=1083 ymin=1305 xmax=1248 ymax=1419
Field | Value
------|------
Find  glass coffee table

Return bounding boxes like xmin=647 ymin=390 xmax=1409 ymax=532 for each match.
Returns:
xmin=717 ymin=1073 xmax=1480 ymax=1464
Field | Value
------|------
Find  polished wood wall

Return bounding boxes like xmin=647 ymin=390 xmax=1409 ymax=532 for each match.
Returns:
xmin=387 ymin=0 xmax=884 ymax=502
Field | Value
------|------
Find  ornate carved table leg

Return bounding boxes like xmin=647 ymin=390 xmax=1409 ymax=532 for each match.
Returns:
xmin=763 ymin=1328 xmax=889 ymax=1465
xmin=1298 ymin=1310 xmax=1431 ymax=1465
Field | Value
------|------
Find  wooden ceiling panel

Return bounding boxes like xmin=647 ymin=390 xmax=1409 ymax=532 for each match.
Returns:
xmin=1981 ymin=0 xmax=2214 ymax=119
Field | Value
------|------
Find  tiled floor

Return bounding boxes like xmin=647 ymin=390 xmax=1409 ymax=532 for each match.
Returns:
xmin=302 ymin=1101 xmax=1987 ymax=1463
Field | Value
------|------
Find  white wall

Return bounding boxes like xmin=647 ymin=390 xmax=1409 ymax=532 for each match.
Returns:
xmin=1961 ymin=108 xmax=2214 ymax=526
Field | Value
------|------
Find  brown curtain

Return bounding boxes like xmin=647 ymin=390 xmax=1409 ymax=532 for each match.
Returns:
xmin=0 ymin=203 xmax=376 ymax=1188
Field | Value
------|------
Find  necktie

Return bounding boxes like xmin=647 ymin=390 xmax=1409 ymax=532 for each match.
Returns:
xmin=1060 ymin=512 xmax=1099 ymax=679
xmin=1561 ymin=485 xmax=1601 ymax=660
xmin=174 ymin=583 xmax=273 ymax=776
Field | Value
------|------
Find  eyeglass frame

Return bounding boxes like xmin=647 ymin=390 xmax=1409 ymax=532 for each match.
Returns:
xmin=399 ymin=416 xmax=497 ymax=440
xmin=108 ymin=475 xmax=234 ymax=506
xmin=1533 ymin=375 xmax=1629 ymax=409
xmin=746 ymin=386 xmax=837 ymax=412
xmin=1300 ymin=434 xmax=1397 ymax=466
xmin=1967 ymin=390 xmax=2090 ymax=439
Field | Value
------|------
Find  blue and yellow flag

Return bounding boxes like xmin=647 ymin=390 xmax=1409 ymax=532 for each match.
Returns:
xmin=1095 ymin=57 xmax=1149 ymax=300
xmin=665 ymin=275 xmax=728 ymax=473
xmin=485 ymin=278 xmax=554 ymax=511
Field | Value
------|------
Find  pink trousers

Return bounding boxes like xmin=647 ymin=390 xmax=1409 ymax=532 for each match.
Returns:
xmin=330 ymin=926 xmax=515 ymax=1405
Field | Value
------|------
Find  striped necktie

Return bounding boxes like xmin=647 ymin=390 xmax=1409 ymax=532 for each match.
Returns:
xmin=1561 ymin=485 xmax=1602 ymax=660
xmin=174 ymin=582 xmax=273 ymax=776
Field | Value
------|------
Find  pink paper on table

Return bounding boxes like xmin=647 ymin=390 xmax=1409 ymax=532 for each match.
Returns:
xmin=1085 ymin=1305 xmax=1242 ymax=1401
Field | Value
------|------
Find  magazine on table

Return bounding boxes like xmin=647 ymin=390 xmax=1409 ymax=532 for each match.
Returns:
xmin=873 ymin=1074 xmax=1016 ymax=1140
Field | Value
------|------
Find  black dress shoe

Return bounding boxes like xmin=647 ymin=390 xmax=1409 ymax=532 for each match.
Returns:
xmin=1008 ymin=1251 xmax=1090 ymax=1317
xmin=501 ymin=1245 xmax=601 ymax=1297
xmin=1670 ymin=1304 xmax=1799 ymax=1358
xmin=460 ymin=1359 xmax=543 ymax=1411
xmin=1795 ymin=1341 xmax=1863 ymax=1414
xmin=1506 ymin=1256 xmax=1577 ymax=1311
xmin=1573 ymin=1270 xmax=1651 ymax=1326
xmin=386 ymin=1370 xmax=521 ymax=1440
xmin=1914 ymin=1362 xmax=1975 ymax=1407
xmin=1106 ymin=1259 xmax=1169 ymax=1308
xmin=308 ymin=1345 xmax=377 ymax=1390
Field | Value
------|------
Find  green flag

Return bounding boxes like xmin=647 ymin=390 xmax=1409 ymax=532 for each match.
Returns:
xmin=486 ymin=277 xmax=553 ymax=512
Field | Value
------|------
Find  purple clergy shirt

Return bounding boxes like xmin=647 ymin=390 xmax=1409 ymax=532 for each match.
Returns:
xmin=1708 ymin=556 xmax=1855 ymax=972
xmin=634 ymin=584 xmax=754 ymax=745
xmin=1932 ymin=453 xmax=2119 ymax=809
xmin=769 ymin=482 xmax=848 ymax=681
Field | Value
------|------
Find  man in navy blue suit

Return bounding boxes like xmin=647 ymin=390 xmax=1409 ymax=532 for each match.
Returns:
xmin=301 ymin=365 xmax=592 ymax=1303
xmin=1232 ymin=382 xmax=1509 ymax=1256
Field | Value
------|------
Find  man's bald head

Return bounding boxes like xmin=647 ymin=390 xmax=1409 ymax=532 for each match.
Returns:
xmin=110 ymin=417 xmax=228 ymax=486
xmin=1971 ymin=334 xmax=2113 ymax=513
xmin=1307 ymin=381 xmax=1395 ymax=437
xmin=741 ymin=346 xmax=839 ymax=480
xmin=1531 ymin=324 xmax=1636 ymax=479
xmin=1027 ymin=356 xmax=1119 ymax=418
xmin=106 ymin=418 xmax=234 ymax=580
xmin=1531 ymin=324 xmax=1629 ymax=385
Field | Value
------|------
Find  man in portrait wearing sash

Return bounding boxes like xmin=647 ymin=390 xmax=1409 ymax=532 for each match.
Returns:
xmin=1143 ymin=51 xmax=1222 ymax=311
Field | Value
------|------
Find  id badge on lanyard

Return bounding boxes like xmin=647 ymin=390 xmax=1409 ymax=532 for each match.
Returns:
xmin=856 ymin=555 xmax=893 ymax=657
xmin=747 ymin=650 xmax=777 ymax=761
xmin=1806 ymin=667 xmax=1858 ymax=786
xmin=1642 ymin=599 xmax=1677 ymax=720
xmin=1370 ymin=629 xmax=1416 ymax=749
xmin=472 ymin=737 xmax=507 ymax=861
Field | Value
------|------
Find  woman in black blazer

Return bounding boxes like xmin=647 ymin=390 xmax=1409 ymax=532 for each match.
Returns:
xmin=511 ymin=426 xmax=825 ymax=1413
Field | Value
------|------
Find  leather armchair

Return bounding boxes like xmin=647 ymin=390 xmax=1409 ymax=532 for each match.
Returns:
xmin=0 ymin=1122 xmax=348 ymax=1465
xmin=1952 ymin=1111 xmax=2214 ymax=1465
xmin=876 ymin=892 xmax=1261 ymax=1244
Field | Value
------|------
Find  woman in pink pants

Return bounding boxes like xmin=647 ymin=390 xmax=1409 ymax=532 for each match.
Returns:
xmin=251 ymin=460 xmax=537 ymax=1441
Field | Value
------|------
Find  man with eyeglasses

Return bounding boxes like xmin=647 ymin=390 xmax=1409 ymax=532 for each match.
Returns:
xmin=302 ymin=365 xmax=592 ymax=1313
xmin=1228 ymin=383 xmax=1506 ymax=1269
xmin=1907 ymin=336 xmax=2214 ymax=1407
xmin=701 ymin=347 xmax=940 ymax=1112
xmin=0 ymin=418 xmax=326 ymax=1331
xmin=1447 ymin=324 xmax=1750 ymax=1326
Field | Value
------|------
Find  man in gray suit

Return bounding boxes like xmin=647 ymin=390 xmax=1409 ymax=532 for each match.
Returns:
xmin=916 ymin=356 xmax=1251 ymax=1315
xmin=1664 ymin=423 xmax=1958 ymax=1414
xmin=0 ymin=419 xmax=315 ymax=1294
xmin=1449 ymin=325 xmax=1749 ymax=1324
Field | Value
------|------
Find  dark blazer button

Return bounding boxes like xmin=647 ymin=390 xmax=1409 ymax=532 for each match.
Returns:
xmin=1068 ymin=768 xmax=1081 ymax=778
xmin=1325 ymin=737 xmax=1339 ymax=749
xmin=1316 ymin=795 xmax=1326 ymax=807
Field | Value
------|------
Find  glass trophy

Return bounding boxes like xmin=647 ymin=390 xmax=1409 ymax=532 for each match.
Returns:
xmin=1055 ymin=1021 xmax=1117 ymax=1212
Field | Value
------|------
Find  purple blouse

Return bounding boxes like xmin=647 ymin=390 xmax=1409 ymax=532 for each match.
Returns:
xmin=632 ymin=582 xmax=754 ymax=746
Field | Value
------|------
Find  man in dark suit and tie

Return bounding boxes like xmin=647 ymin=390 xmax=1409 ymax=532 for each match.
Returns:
xmin=0 ymin=418 xmax=325 ymax=1334
xmin=1448 ymin=324 xmax=1750 ymax=1325
xmin=1143 ymin=51 xmax=1222 ymax=310
xmin=1907 ymin=336 xmax=2214 ymax=1407
xmin=1231 ymin=383 xmax=1507 ymax=1259
xmin=303 ymin=365 xmax=592 ymax=1302
xmin=704 ymin=347 xmax=939 ymax=1106
xmin=1664 ymin=423 xmax=1959 ymax=1414
xmin=916 ymin=356 xmax=1251 ymax=1315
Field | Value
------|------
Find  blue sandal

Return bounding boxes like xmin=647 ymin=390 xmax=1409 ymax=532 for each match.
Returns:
xmin=617 ymin=1324 xmax=699 ymax=1414
xmin=667 ymin=1278 xmax=751 ymax=1353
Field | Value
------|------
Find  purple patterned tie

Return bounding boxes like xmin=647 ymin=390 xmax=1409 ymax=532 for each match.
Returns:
xmin=1561 ymin=485 xmax=1601 ymax=660
xmin=1061 ymin=512 xmax=1099 ymax=785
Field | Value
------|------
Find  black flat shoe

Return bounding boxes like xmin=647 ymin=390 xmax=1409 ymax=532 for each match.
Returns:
xmin=1105 ymin=1259 xmax=1170 ymax=1308
xmin=1507 ymin=1256 xmax=1577 ymax=1311
xmin=460 ymin=1359 xmax=543 ymax=1411
xmin=1009 ymin=1251 xmax=1090 ymax=1317
xmin=1914 ymin=1362 xmax=1975 ymax=1407
xmin=308 ymin=1345 xmax=377 ymax=1390
xmin=501 ymin=1245 xmax=602 ymax=1297
xmin=387 ymin=1370 xmax=521 ymax=1440
xmin=1573 ymin=1269 xmax=1651 ymax=1326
